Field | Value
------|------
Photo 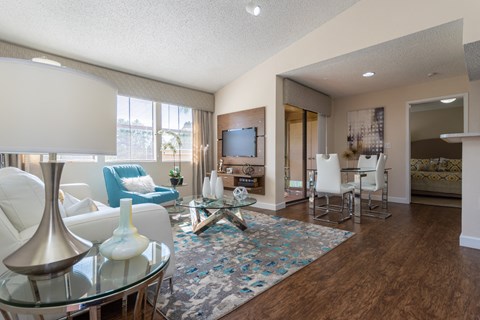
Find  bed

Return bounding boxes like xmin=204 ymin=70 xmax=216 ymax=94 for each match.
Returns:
xmin=410 ymin=138 xmax=462 ymax=198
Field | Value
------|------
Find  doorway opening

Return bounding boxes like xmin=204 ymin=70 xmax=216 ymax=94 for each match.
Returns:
xmin=284 ymin=105 xmax=318 ymax=203
xmin=408 ymin=95 xmax=465 ymax=207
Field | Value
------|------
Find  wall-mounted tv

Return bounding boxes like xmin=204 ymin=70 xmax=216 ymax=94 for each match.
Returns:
xmin=222 ymin=127 xmax=257 ymax=157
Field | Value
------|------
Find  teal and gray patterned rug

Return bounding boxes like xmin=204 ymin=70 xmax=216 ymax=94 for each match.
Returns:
xmin=156 ymin=210 xmax=354 ymax=320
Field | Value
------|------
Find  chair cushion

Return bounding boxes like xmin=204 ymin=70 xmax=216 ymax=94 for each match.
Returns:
xmin=0 ymin=171 xmax=45 ymax=231
xmin=121 ymin=175 xmax=156 ymax=193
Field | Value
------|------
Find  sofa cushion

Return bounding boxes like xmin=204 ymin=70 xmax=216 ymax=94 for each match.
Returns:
xmin=0 ymin=171 xmax=45 ymax=231
xmin=63 ymin=192 xmax=99 ymax=216
xmin=122 ymin=175 xmax=156 ymax=193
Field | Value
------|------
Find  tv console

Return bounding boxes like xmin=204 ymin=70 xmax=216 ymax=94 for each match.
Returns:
xmin=216 ymin=172 xmax=265 ymax=195
xmin=217 ymin=106 xmax=266 ymax=195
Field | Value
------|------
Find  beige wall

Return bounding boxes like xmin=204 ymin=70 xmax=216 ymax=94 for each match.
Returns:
xmin=468 ymin=80 xmax=480 ymax=131
xmin=331 ymin=75 xmax=469 ymax=203
xmin=410 ymin=107 xmax=464 ymax=142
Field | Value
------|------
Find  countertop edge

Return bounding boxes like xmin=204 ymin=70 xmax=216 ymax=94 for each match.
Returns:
xmin=440 ymin=133 xmax=480 ymax=143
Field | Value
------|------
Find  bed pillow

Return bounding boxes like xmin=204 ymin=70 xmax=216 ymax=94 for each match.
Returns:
xmin=428 ymin=158 xmax=439 ymax=171
xmin=121 ymin=175 xmax=156 ymax=193
xmin=414 ymin=159 xmax=432 ymax=171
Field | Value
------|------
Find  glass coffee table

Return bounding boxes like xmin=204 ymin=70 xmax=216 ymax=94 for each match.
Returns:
xmin=0 ymin=241 xmax=170 ymax=320
xmin=178 ymin=195 xmax=257 ymax=235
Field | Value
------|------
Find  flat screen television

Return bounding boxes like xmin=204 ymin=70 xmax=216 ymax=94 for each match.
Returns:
xmin=222 ymin=127 xmax=257 ymax=157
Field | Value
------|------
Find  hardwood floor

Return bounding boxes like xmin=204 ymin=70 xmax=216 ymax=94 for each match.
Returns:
xmin=96 ymin=201 xmax=480 ymax=320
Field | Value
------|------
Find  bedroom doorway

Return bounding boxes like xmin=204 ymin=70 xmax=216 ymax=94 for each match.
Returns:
xmin=408 ymin=95 xmax=465 ymax=207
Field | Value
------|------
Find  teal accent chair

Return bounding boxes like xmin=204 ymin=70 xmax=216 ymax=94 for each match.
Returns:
xmin=103 ymin=164 xmax=179 ymax=208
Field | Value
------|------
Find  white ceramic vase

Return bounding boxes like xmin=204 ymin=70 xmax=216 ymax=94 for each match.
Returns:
xmin=210 ymin=170 xmax=217 ymax=197
xmin=202 ymin=177 xmax=211 ymax=198
xmin=99 ymin=198 xmax=149 ymax=260
xmin=215 ymin=177 xmax=224 ymax=199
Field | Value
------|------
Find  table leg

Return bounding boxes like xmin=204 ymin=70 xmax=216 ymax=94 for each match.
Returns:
xmin=223 ymin=208 xmax=248 ymax=231
xmin=191 ymin=208 xmax=224 ymax=235
xmin=353 ymin=173 xmax=364 ymax=224
xmin=133 ymin=289 xmax=145 ymax=320
xmin=0 ymin=310 xmax=12 ymax=320
xmin=148 ymin=270 xmax=166 ymax=320
xmin=382 ymin=170 xmax=389 ymax=210
xmin=190 ymin=207 xmax=248 ymax=235
xmin=89 ymin=306 xmax=100 ymax=320
xmin=122 ymin=295 xmax=128 ymax=319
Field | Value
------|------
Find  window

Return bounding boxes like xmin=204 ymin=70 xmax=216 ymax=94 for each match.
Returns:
xmin=42 ymin=154 xmax=97 ymax=162
xmin=107 ymin=96 xmax=155 ymax=161
xmin=160 ymin=103 xmax=192 ymax=162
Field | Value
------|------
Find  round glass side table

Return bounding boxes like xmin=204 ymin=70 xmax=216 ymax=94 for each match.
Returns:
xmin=165 ymin=182 xmax=188 ymax=214
xmin=0 ymin=241 xmax=170 ymax=320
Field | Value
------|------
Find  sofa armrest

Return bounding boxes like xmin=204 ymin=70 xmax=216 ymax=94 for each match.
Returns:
xmin=60 ymin=183 xmax=93 ymax=200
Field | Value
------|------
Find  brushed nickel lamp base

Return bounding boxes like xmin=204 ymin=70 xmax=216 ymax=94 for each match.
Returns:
xmin=2 ymin=160 xmax=92 ymax=279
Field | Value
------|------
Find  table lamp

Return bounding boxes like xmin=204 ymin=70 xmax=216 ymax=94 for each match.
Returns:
xmin=0 ymin=57 xmax=117 ymax=278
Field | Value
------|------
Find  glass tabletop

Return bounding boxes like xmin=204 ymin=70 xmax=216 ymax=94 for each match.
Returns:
xmin=178 ymin=195 xmax=257 ymax=209
xmin=0 ymin=242 xmax=170 ymax=309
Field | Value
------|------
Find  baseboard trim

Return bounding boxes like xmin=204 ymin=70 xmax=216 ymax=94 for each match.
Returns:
xmin=366 ymin=194 xmax=409 ymax=204
xmin=460 ymin=234 xmax=480 ymax=250
xmin=252 ymin=201 xmax=286 ymax=211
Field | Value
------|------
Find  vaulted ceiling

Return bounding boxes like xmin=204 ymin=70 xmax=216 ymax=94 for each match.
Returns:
xmin=0 ymin=1 xmax=474 ymax=98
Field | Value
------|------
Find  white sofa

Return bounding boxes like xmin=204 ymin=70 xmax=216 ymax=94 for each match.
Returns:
xmin=0 ymin=167 xmax=176 ymax=281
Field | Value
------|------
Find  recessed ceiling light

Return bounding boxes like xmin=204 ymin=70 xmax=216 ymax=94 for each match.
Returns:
xmin=362 ymin=71 xmax=375 ymax=78
xmin=440 ymin=98 xmax=456 ymax=104
xmin=246 ymin=1 xmax=261 ymax=16
xmin=32 ymin=57 xmax=61 ymax=67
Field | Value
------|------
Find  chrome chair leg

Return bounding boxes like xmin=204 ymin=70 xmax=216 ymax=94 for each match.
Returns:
xmin=313 ymin=193 xmax=351 ymax=224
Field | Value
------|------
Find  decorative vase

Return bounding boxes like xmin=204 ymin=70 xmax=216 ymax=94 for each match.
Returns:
xmin=202 ymin=177 xmax=211 ymax=198
xmin=215 ymin=177 xmax=224 ymax=199
xmin=99 ymin=198 xmax=149 ymax=260
xmin=210 ymin=170 xmax=217 ymax=197
xmin=170 ymin=177 xmax=179 ymax=186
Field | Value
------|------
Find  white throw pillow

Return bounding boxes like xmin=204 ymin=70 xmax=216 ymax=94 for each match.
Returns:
xmin=63 ymin=192 xmax=80 ymax=209
xmin=62 ymin=192 xmax=99 ymax=216
xmin=122 ymin=175 xmax=156 ymax=193
xmin=0 ymin=171 xmax=45 ymax=231
xmin=66 ymin=198 xmax=98 ymax=217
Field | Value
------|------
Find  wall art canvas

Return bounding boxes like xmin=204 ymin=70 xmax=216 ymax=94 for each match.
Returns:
xmin=347 ymin=107 xmax=384 ymax=156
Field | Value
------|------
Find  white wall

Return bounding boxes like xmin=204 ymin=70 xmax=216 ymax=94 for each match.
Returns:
xmin=23 ymin=154 xmax=193 ymax=205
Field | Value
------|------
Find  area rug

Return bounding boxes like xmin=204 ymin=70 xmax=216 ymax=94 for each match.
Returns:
xmin=155 ymin=210 xmax=354 ymax=320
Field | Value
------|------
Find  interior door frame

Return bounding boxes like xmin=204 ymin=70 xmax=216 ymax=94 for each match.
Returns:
xmin=404 ymin=93 xmax=468 ymax=203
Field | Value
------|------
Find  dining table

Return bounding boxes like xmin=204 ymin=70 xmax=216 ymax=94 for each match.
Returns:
xmin=340 ymin=167 xmax=391 ymax=223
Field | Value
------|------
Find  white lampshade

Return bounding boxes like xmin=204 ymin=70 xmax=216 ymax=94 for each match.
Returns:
xmin=0 ymin=57 xmax=117 ymax=155
xmin=0 ymin=57 xmax=118 ymax=278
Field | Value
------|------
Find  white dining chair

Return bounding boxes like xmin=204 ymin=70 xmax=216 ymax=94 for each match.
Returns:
xmin=351 ymin=153 xmax=391 ymax=219
xmin=357 ymin=154 xmax=378 ymax=184
xmin=313 ymin=154 xmax=354 ymax=223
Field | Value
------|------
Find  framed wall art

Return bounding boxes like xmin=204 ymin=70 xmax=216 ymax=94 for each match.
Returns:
xmin=346 ymin=107 xmax=384 ymax=156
